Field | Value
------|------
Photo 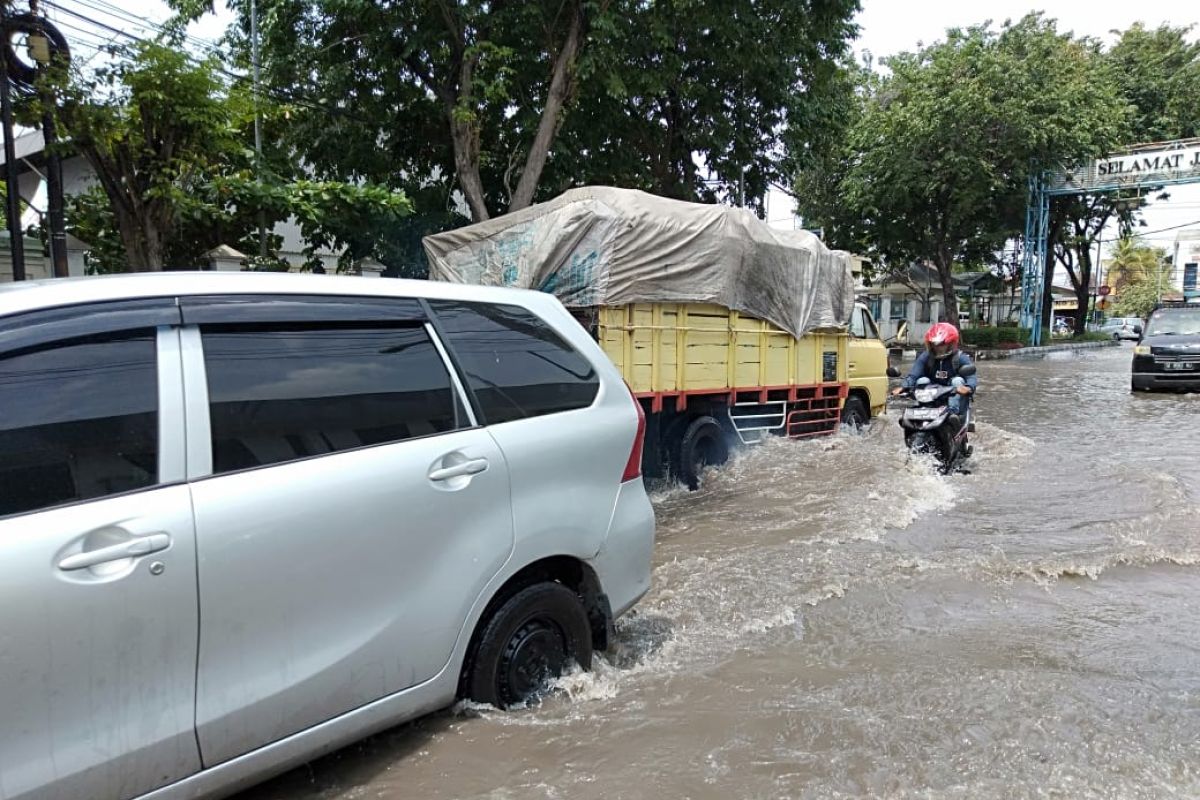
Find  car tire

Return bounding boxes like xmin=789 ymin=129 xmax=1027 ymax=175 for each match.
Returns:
xmin=672 ymin=415 xmax=729 ymax=490
xmin=840 ymin=396 xmax=870 ymax=431
xmin=466 ymin=582 xmax=593 ymax=708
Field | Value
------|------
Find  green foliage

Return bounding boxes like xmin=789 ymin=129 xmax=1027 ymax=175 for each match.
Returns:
xmin=1072 ymin=331 xmax=1113 ymax=343
xmin=1107 ymin=23 xmax=1200 ymax=142
xmin=236 ymin=0 xmax=859 ymax=223
xmin=1108 ymin=238 xmax=1173 ymax=318
xmin=49 ymin=41 xmax=410 ymax=272
xmin=961 ymin=325 xmax=1032 ymax=349
xmin=961 ymin=328 xmax=1001 ymax=348
xmin=552 ymin=0 xmax=863 ymax=208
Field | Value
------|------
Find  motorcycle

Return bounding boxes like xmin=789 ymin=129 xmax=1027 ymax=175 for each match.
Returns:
xmin=886 ymin=363 xmax=976 ymax=474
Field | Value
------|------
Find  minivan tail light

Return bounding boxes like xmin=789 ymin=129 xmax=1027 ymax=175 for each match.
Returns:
xmin=622 ymin=385 xmax=646 ymax=482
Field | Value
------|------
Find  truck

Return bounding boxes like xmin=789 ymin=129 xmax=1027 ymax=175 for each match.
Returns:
xmin=425 ymin=186 xmax=891 ymax=488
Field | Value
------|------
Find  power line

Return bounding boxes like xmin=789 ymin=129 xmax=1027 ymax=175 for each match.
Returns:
xmin=1129 ymin=218 xmax=1200 ymax=237
xmin=55 ymin=0 xmax=226 ymax=56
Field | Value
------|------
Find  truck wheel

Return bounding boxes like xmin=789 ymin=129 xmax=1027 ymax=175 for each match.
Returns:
xmin=840 ymin=396 xmax=869 ymax=431
xmin=673 ymin=415 xmax=729 ymax=490
xmin=465 ymin=583 xmax=593 ymax=708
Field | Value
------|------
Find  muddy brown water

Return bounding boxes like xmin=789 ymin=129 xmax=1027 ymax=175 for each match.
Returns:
xmin=237 ymin=344 xmax=1200 ymax=800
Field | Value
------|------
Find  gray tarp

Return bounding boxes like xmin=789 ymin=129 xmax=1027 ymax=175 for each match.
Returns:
xmin=423 ymin=186 xmax=855 ymax=339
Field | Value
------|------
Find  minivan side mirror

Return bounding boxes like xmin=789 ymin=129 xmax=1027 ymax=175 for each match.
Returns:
xmin=958 ymin=363 xmax=976 ymax=378
xmin=886 ymin=366 xmax=901 ymax=378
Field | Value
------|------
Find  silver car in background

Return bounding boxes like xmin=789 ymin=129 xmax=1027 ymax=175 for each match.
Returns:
xmin=0 ymin=273 xmax=655 ymax=800
xmin=1100 ymin=316 xmax=1143 ymax=341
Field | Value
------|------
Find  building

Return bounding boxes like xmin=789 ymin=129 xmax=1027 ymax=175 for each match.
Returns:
xmin=859 ymin=263 xmax=1020 ymax=342
xmin=1172 ymin=229 xmax=1200 ymax=301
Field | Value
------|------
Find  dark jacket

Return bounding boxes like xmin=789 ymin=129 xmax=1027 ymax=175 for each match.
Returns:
xmin=902 ymin=349 xmax=978 ymax=392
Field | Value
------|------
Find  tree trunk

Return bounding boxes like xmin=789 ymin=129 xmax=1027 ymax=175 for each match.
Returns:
xmin=115 ymin=208 xmax=164 ymax=271
xmin=934 ymin=252 xmax=958 ymax=326
xmin=1070 ymin=242 xmax=1094 ymax=336
xmin=444 ymin=46 xmax=491 ymax=223
xmin=1039 ymin=210 xmax=1064 ymax=332
xmin=452 ymin=116 xmax=490 ymax=222
xmin=509 ymin=5 xmax=584 ymax=212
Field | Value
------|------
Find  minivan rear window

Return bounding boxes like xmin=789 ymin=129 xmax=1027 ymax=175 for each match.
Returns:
xmin=429 ymin=301 xmax=599 ymax=425
xmin=201 ymin=324 xmax=464 ymax=474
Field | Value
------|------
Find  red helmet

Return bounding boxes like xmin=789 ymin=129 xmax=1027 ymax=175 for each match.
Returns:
xmin=924 ymin=322 xmax=960 ymax=359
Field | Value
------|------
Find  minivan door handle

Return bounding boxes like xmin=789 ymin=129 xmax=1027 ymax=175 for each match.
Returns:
xmin=58 ymin=533 xmax=171 ymax=571
xmin=428 ymin=458 xmax=489 ymax=482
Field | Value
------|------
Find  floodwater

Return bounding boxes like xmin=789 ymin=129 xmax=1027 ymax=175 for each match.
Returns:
xmin=237 ymin=344 xmax=1200 ymax=800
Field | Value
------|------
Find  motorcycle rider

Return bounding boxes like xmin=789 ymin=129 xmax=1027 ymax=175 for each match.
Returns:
xmin=891 ymin=322 xmax=977 ymax=426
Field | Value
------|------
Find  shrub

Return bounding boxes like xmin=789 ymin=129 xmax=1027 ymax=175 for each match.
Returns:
xmin=961 ymin=327 xmax=1000 ymax=348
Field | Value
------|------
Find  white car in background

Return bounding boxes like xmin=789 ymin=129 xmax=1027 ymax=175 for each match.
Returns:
xmin=1100 ymin=317 xmax=1143 ymax=341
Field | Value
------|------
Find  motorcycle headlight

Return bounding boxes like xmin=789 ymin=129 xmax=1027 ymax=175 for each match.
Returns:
xmin=1134 ymin=345 xmax=1151 ymax=356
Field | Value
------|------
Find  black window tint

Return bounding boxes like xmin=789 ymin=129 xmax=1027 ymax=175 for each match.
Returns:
xmin=0 ymin=333 xmax=158 ymax=517
xmin=430 ymin=301 xmax=599 ymax=424
xmin=202 ymin=325 xmax=462 ymax=474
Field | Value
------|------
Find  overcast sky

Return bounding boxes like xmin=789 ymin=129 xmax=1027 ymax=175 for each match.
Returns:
xmin=80 ymin=0 xmax=1200 ymax=258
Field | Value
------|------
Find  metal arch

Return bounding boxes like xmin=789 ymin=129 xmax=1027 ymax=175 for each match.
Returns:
xmin=1022 ymin=141 xmax=1200 ymax=345
xmin=1044 ymin=174 xmax=1200 ymax=196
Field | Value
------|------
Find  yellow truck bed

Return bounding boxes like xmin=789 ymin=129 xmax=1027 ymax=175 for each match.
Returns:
xmin=594 ymin=303 xmax=848 ymax=402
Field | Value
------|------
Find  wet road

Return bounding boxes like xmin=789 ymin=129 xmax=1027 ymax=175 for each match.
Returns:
xmin=237 ymin=343 xmax=1200 ymax=799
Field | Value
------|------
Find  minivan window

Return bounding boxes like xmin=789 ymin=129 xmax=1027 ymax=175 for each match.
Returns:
xmin=429 ymin=300 xmax=599 ymax=425
xmin=202 ymin=325 xmax=463 ymax=474
xmin=0 ymin=332 xmax=159 ymax=517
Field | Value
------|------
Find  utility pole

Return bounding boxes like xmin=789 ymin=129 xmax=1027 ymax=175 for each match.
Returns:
xmin=1 ymin=0 xmax=27 ymax=280
xmin=27 ymin=7 xmax=69 ymax=278
xmin=251 ymin=0 xmax=266 ymax=259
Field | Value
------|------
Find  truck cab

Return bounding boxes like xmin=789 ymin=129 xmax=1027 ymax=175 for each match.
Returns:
xmin=844 ymin=301 xmax=890 ymax=425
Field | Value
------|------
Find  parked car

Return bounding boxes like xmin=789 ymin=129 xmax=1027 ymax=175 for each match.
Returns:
xmin=1100 ymin=317 xmax=1143 ymax=341
xmin=1131 ymin=302 xmax=1200 ymax=392
xmin=0 ymin=273 xmax=656 ymax=800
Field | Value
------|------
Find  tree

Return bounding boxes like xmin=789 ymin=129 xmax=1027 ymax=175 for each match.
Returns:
xmin=1048 ymin=193 xmax=1146 ymax=335
xmin=1108 ymin=238 xmax=1172 ymax=318
xmin=795 ymin=15 xmax=1127 ymax=325
xmin=201 ymin=0 xmax=859 ymax=228
xmin=1107 ymin=23 xmax=1200 ymax=143
xmin=227 ymin=0 xmax=613 ymax=224
xmin=51 ymin=42 xmax=244 ymax=270
xmin=47 ymin=41 xmax=411 ymax=272
xmin=548 ymin=0 xmax=861 ymax=210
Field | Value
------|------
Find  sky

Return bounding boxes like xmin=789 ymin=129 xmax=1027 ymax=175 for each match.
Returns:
xmin=53 ymin=0 xmax=1200 ymax=265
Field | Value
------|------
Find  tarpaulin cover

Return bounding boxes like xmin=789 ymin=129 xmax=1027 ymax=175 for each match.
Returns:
xmin=423 ymin=186 xmax=855 ymax=339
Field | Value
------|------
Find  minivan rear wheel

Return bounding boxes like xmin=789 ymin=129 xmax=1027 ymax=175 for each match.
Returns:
xmin=466 ymin=582 xmax=593 ymax=708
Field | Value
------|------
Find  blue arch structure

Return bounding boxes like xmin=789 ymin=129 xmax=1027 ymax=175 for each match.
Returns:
xmin=1021 ymin=138 xmax=1200 ymax=345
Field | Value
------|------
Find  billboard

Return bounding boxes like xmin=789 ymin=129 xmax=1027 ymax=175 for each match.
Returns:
xmin=1048 ymin=142 xmax=1200 ymax=194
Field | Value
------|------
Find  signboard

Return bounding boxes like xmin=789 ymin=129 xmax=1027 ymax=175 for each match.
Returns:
xmin=1048 ymin=142 xmax=1200 ymax=194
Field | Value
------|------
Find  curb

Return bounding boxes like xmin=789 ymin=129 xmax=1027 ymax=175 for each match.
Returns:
xmin=970 ymin=340 xmax=1120 ymax=360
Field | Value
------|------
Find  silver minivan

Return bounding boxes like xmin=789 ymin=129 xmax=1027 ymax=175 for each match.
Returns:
xmin=1100 ymin=316 xmax=1143 ymax=341
xmin=0 ymin=273 xmax=655 ymax=800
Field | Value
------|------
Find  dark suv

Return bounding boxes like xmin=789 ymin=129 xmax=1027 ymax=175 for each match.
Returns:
xmin=1131 ymin=302 xmax=1200 ymax=392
